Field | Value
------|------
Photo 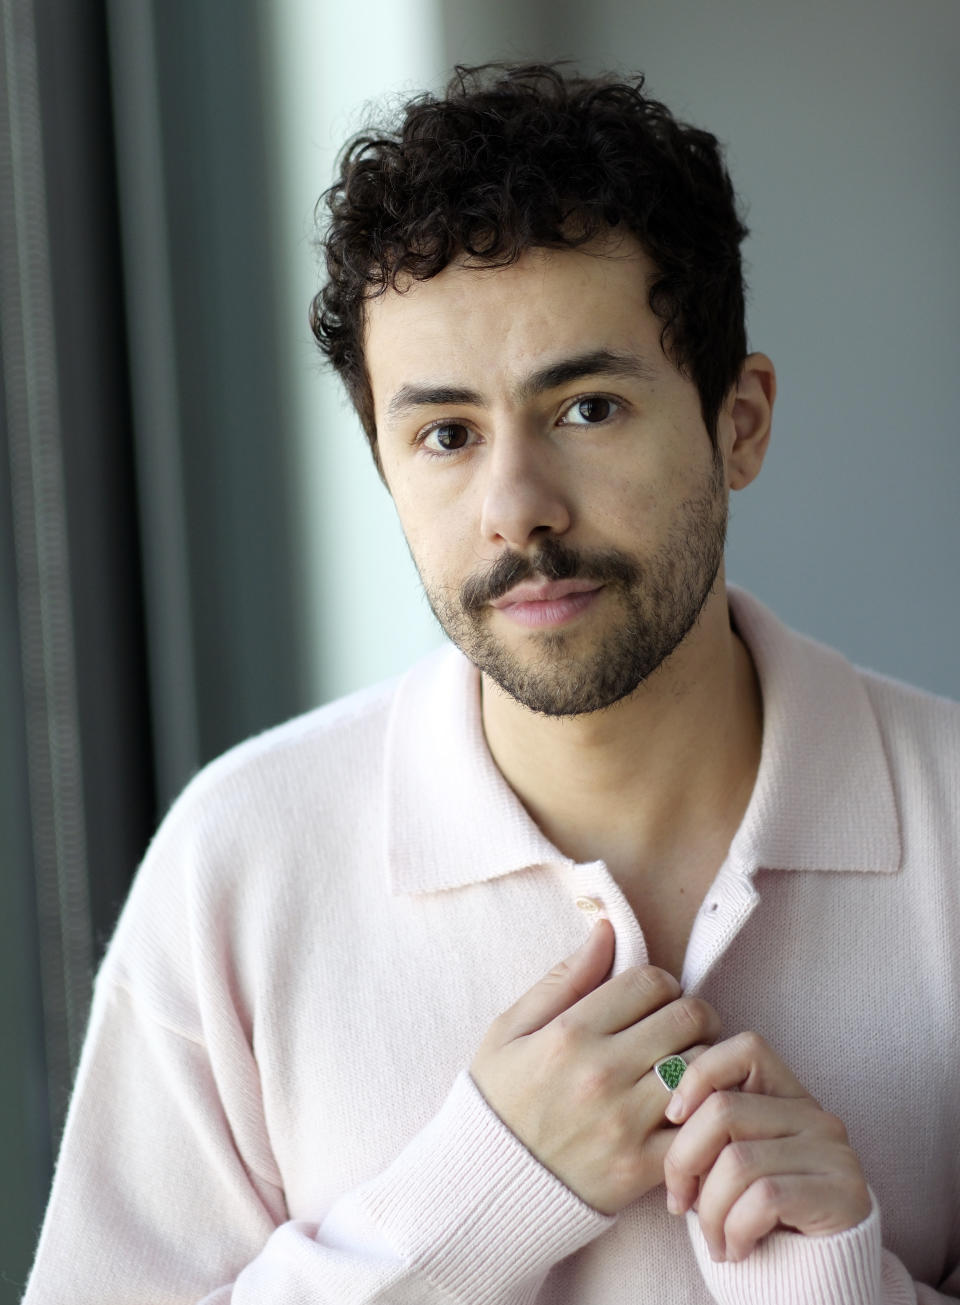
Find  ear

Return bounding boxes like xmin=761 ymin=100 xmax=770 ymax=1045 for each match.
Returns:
xmin=721 ymin=353 xmax=776 ymax=491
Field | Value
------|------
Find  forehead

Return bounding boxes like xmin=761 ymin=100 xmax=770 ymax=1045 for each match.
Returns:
xmin=363 ymin=236 xmax=666 ymax=419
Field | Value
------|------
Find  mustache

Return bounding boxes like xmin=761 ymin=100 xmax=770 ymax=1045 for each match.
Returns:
xmin=460 ymin=539 xmax=640 ymax=614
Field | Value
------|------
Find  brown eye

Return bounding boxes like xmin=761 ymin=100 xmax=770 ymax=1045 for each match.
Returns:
xmin=559 ymin=395 xmax=620 ymax=426
xmin=427 ymin=423 xmax=471 ymax=451
xmin=576 ymin=397 xmax=612 ymax=423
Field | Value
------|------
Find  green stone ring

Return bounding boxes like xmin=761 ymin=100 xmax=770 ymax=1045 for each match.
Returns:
xmin=654 ymin=1054 xmax=688 ymax=1093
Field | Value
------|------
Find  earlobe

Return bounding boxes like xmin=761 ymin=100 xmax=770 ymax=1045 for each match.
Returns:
xmin=727 ymin=353 xmax=776 ymax=491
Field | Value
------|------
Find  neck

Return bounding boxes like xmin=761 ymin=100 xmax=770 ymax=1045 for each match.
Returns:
xmin=479 ymin=584 xmax=763 ymax=888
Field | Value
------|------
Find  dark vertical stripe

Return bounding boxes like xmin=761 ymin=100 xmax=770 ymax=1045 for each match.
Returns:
xmin=0 ymin=0 xmax=93 ymax=1135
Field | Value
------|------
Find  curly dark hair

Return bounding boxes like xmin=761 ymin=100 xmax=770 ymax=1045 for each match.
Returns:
xmin=311 ymin=63 xmax=749 ymax=462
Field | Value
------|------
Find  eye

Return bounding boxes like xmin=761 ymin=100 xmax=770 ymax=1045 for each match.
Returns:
xmin=558 ymin=395 xmax=620 ymax=426
xmin=419 ymin=422 xmax=477 ymax=455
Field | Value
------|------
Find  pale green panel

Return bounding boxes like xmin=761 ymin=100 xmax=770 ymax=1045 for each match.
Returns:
xmin=259 ymin=0 xmax=448 ymax=706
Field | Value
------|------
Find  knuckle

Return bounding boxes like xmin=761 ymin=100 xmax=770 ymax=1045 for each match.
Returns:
xmin=544 ymin=957 xmax=577 ymax=991
xmin=834 ymin=1163 xmax=866 ymax=1194
xmin=704 ymin=1089 xmax=739 ymax=1130
xmin=817 ymin=1110 xmax=850 ymax=1144
xmin=833 ymin=1147 xmax=867 ymax=1187
xmin=702 ymin=1002 xmax=723 ymax=1040
xmin=752 ymin=1174 xmax=782 ymax=1207
xmin=480 ymin=1013 xmax=510 ymax=1049
xmin=543 ymin=1013 xmax=586 ymax=1069
xmin=666 ymin=995 xmax=711 ymax=1040
xmin=629 ymin=965 xmax=680 ymax=1005
xmin=478 ymin=1014 xmax=499 ymax=1045
xmin=723 ymin=1140 xmax=757 ymax=1180
xmin=667 ymin=1001 xmax=699 ymax=1038
xmin=662 ymin=1145 xmax=687 ymax=1183
xmin=576 ymin=1061 xmax=618 ymax=1105
xmin=677 ymin=996 xmax=716 ymax=1038
xmin=735 ymin=1030 xmax=768 ymax=1059
xmin=551 ymin=1010 xmax=583 ymax=1047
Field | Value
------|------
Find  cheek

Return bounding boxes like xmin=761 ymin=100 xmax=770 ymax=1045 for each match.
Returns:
xmin=590 ymin=476 xmax=659 ymax=546
xmin=604 ymin=439 xmax=714 ymax=535
xmin=392 ymin=492 xmax=473 ymax=588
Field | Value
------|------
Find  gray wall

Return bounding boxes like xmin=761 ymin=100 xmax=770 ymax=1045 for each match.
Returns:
xmin=265 ymin=0 xmax=959 ymax=702
xmin=560 ymin=0 xmax=960 ymax=697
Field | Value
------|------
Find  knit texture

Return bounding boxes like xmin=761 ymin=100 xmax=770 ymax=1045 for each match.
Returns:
xmin=22 ymin=589 xmax=960 ymax=1303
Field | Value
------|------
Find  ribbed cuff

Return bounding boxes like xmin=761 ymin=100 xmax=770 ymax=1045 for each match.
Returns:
xmin=357 ymin=1070 xmax=614 ymax=1304
xmin=687 ymin=1189 xmax=882 ymax=1305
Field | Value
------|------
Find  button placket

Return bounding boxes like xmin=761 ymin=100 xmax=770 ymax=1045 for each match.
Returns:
xmin=569 ymin=861 xmax=648 ymax=972
xmin=683 ymin=868 xmax=760 ymax=993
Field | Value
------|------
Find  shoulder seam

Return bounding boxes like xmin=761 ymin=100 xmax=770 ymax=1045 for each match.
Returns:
xmin=103 ymin=976 xmax=285 ymax=1192
xmin=105 ymin=974 xmax=206 ymax=1047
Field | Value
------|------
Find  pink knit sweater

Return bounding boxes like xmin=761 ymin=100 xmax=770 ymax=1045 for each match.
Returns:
xmin=23 ymin=589 xmax=960 ymax=1302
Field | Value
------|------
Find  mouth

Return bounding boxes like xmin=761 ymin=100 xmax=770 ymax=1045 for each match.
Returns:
xmin=490 ymin=578 xmax=602 ymax=607
xmin=490 ymin=579 xmax=604 ymax=629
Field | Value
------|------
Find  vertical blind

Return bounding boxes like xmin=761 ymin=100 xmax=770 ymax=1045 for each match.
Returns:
xmin=1 ymin=0 xmax=306 ymax=1293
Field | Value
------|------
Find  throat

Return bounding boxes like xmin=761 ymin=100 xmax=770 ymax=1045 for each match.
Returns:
xmin=480 ymin=616 xmax=764 ymax=980
xmin=609 ymin=848 xmax=729 ymax=981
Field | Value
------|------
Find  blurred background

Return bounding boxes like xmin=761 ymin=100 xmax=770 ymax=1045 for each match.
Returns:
xmin=1 ymin=0 xmax=957 ymax=1293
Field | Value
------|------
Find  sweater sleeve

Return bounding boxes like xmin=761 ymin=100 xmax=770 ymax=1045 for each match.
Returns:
xmin=21 ymin=978 xmax=611 ymax=1305
xmin=685 ymin=1195 xmax=960 ymax=1303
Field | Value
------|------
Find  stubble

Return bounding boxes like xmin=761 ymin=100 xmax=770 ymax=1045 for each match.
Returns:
xmin=421 ymin=460 xmax=728 ymax=717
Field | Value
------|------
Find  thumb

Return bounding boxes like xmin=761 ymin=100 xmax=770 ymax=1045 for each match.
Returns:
xmin=498 ymin=918 xmax=615 ymax=1040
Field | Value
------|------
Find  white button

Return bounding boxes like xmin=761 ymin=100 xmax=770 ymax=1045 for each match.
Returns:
xmin=575 ymin=896 xmax=602 ymax=914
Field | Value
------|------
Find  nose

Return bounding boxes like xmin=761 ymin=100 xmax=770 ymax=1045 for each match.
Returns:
xmin=478 ymin=433 xmax=572 ymax=550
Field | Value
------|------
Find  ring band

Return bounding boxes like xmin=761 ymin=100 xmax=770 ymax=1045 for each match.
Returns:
xmin=654 ymin=1054 xmax=688 ymax=1092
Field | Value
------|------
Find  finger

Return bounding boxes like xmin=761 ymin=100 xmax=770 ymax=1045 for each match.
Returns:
xmin=631 ymin=1042 xmax=714 ymax=1163
xmin=716 ymin=1175 xmax=786 ymax=1263
xmin=637 ymin=1123 xmax=676 ymax=1191
xmin=572 ymin=963 xmax=682 ymax=1036
xmin=495 ymin=919 xmax=615 ymax=1040
xmin=651 ymin=1042 xmax=712 ymax=1110
xmin=711 ymin=1170 xmax=873 ymax=1263
xmin=695 ymin=1135 xmax=867 ymax=1260
xmin=614 ymin=994 xmax=721 ymax=1071
xmin=666 ymin=1031 xmax=810 ymax=1125
xmin=664 ymin=1091 xmax=826 ymax=1214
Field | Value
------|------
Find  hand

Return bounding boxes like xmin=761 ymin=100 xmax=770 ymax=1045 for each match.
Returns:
xmin=470 ymin=919 xmax=721 ymax=1215
xmin=663 ymin=1031 xmax=872 ymax=1262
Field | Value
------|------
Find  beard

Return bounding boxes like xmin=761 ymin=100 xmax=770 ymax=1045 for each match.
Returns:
xmin=420 ymin=459 xmax=728 ymax=717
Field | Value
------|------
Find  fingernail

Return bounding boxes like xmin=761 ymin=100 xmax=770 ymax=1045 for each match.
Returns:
xmin=666 ymin=1191 xmax=680 ymax=1215
xmin=665 ymin=1093 xmax=684 ymax=1123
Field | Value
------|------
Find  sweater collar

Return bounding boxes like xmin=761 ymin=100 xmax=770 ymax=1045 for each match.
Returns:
xmin=384 ymin=587 xmax=901 ymax=895
xmin=724 ymin=588 xmax=900 ymax=877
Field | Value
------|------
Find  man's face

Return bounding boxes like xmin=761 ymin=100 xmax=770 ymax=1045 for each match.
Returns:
xmin=365 ymin=236 xmax=730 ymax=716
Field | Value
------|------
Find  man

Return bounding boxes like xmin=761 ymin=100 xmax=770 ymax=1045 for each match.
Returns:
xmin=24 ymin=64 xmax=960 ymax=1303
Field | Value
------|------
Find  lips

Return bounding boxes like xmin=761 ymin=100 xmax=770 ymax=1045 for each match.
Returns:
xmin=487 ymin=579 xmax=605 ymax=630
xmin=490 ymin=578 xmax=602 ymax=608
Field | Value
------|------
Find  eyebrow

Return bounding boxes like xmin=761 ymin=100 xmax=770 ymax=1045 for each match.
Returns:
xmin=384 ymin=349 xmax=656 ymax=421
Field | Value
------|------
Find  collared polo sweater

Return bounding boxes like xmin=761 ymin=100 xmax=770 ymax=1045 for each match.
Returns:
xmin=23 ymin=589 xmax=960 ymax=1303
